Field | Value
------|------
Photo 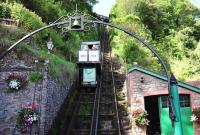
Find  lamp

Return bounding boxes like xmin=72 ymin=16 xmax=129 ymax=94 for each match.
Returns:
xmin=140 ymin=76 xmax=144 ymax=83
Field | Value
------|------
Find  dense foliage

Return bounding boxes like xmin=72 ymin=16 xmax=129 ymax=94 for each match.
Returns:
xmin=0 ymin=0 xmax=98 ymax=82
xmin=1 ymin=0 xmax=200 ymax=81
xmin=110 ymin=0 xmax=200 ymax=81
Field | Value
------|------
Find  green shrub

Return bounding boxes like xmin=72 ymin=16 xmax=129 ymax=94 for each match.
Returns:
xmin=0 ymin=5 xmax=11 ymax=18
xmin=29 ymin=71 xmax=43 ymax=82
xmin=7 ymin=3 xmax=44 ymax=30
xmin=20 ymin=0 xmax=65 ymax=23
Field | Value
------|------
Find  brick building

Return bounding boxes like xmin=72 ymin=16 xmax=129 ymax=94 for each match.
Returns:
xmin=127 ymin=65 xmax=200 ymax=135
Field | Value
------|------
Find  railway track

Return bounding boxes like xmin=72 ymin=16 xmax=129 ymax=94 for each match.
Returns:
xmin=97 ymin=31 xmax=121 ymax=135
xmin=65 ymin=30 xmax=123 ymax=135
xmin=65 ymin=88 xmax=98 ymax=135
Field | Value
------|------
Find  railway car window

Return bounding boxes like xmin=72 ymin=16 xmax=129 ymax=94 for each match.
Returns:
xmin=81 ymin=45 xmax=88 ymax=50
xmin=92 ymin=45 xmax=97 ymax=50
xmin=88 ymin=45 xmax=92 ymax=50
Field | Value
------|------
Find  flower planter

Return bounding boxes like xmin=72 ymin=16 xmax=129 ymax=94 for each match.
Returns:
xmin=6 ymin=72 xmax=28 ymax=92
xmin=132 ymin=108 xmax=149 ymax=127
xmin=17 ymin=103 xmax=38 ymax=133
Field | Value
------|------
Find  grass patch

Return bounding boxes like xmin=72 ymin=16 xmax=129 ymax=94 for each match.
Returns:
xmin=29 ymin=71 xmax=43 ymax=82
xmin=19 ymin=45 xmax=76 ymax=83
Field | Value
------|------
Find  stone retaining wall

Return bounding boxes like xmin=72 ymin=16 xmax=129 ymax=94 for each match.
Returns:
xmin=0 ymin=71 xmax=73 ymax=135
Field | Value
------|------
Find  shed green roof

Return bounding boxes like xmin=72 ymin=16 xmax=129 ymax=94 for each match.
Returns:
xmin=128 ymin=66 xmax=200 ymax=94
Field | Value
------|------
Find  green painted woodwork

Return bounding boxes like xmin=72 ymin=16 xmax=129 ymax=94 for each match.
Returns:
xmin=83 ymin=68 xmax=96 ymax=83
xmin=159 ymin=97 xmax=174 ymax=135
xmin=159 ymin=97 xmax=194 ymax=135
xmin=128 ymin=66 xmax=166 ymax=80
xmin=159 ymin=108 xmax=174 ymax=134
xmin=181 ymin=107 xmax=194 ymax=135
xmin=128 ymin=66 xmax=200 ymax=94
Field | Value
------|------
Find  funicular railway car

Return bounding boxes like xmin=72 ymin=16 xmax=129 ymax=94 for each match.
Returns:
xmin=77 ymin=41 xmax=102 ymax=88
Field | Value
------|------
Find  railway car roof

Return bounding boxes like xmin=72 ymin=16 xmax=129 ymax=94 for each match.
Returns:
xmin=81 ymin=41 xmax=100 ymax=45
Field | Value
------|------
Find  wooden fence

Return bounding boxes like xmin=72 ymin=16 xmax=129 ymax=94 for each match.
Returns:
xmin=0 ymin=18 xmax=19 ymax=27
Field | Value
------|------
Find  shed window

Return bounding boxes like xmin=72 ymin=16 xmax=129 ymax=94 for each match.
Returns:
xmin=161 ymin=94 xmax=190 ymax=108
xmin=179 ymin=94 xmax=190 ymax=107
xmin=161 ymin=96 xmax=168 ymax=108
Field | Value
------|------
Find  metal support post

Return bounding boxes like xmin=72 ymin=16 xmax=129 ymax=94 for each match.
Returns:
xmin=170 ymin=74 xmax=183 ymax=135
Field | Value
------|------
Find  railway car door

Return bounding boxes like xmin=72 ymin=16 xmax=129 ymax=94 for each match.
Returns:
xmin=83 ymin=67 xmax=96 ymax=85
xmin=159 ymin=94 xmax=194 ymax=135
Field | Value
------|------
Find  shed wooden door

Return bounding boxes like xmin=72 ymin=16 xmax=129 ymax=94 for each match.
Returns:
xmin=159 ymin=94 xmax=194 ymax=135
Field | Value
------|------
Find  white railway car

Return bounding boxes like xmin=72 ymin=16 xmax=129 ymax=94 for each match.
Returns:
xmin=77 ymin=41 xmax=102 ymax=87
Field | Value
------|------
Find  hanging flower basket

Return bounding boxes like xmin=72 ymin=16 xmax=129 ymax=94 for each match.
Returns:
xmin=6 ymin=72 xmax=28 ymax=91
xmin=17 ymin=103 xmax=39 ymax=133
xmin=191 ymin=107 xmax=200 ymax=123
xmin=133 ymin=108 xmax=149 ymax=127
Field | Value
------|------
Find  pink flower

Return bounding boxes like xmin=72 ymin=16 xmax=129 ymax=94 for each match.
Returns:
xmin=30 ymin=102 xmax=38 ymax=110
xmin=24 ymin=102 xmax=38 ymax=110
xmin=8 ymin=72 xmax=15 ymax=78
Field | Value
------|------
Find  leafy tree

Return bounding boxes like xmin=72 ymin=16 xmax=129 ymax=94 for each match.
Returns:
xmin=110 ymin=0 xmax=200 ymax=80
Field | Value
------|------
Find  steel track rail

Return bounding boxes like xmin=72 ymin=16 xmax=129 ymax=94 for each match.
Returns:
xmin=107 ymin=31 xmax=122 ymax=135
xmin=90 ymin=84 xmax=101 ymax=135
xmin=110 ymin=50 xmax=122 ymax=135
xmin=94 ymin=79 xmax=102 ymax=135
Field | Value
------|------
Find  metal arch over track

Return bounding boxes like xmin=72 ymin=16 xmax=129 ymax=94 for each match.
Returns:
xmin=0 ymin=9 xmax=191 ymax=135
xmin=0 ymin=12 xmax=170 ymax=95
xmin=0 ymin=13 xmax=169 ymax=83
